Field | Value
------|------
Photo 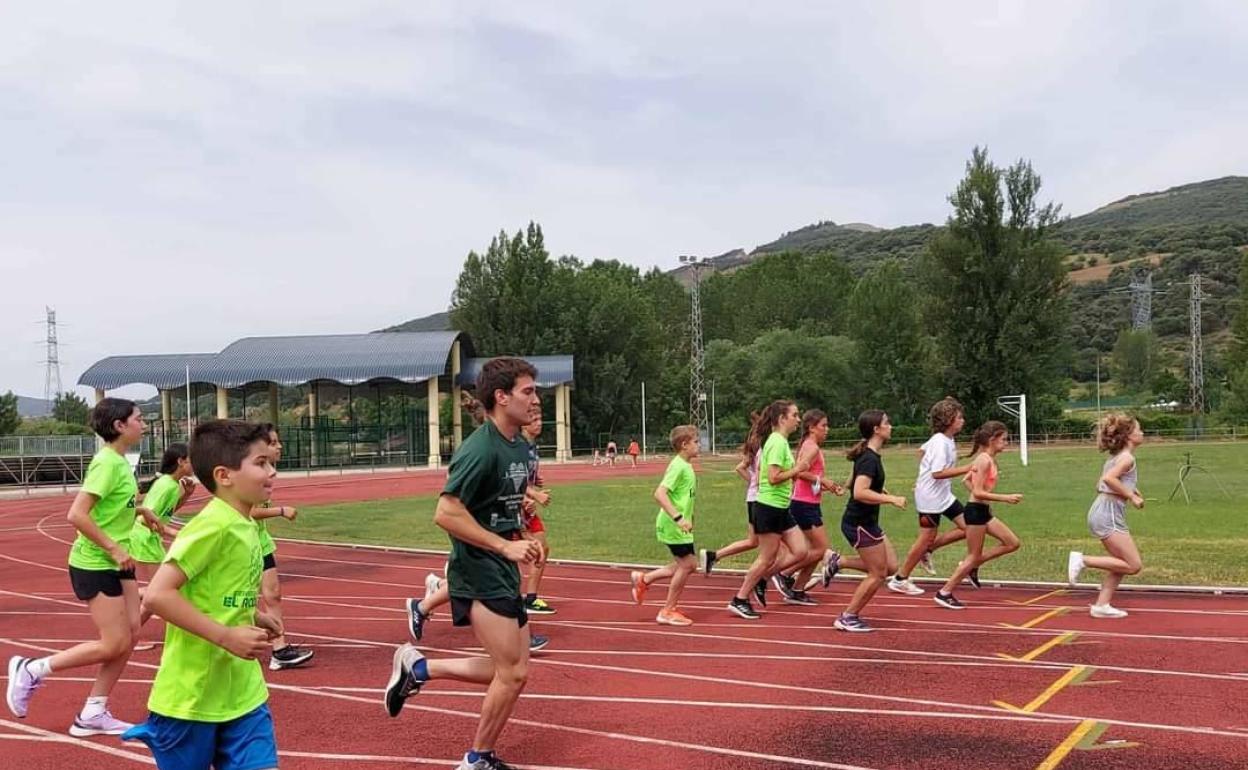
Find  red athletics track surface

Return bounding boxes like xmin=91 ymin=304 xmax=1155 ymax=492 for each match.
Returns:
xmin=2 ymin=464 xmax=1247 ymax=769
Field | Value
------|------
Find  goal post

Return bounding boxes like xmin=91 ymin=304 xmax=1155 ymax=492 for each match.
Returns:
xmin=996 ymin=394 xmax=1028 ymax=466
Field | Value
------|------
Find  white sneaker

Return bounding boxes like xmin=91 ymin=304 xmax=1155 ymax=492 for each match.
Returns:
xmin=918 ymin=550 xmax=937 ymax=576
xmin=887 ymin=577 xmax=924 ymax=596
xmin=1067 ymin=551 xmax=1084 ymax=586
xmin=425 ymin=572 xmax=443 ymax=598
xmin=1090 ymin=604 xmax=1128 ymax=619
xmin=69 ymin=710 xmax=133 ymax=737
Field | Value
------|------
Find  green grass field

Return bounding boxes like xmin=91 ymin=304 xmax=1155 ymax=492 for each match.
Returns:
xmin=268 ymin=441 xmax=1248 ymax=586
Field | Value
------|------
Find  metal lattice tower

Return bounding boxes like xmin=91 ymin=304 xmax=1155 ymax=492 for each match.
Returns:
xmin=43 ymin=306 xmax=63 ymax=402
xmin=1129 ymin=271 xmax=1153 ymax=330
xmin=680 ymin=256 xmax=710 ymax=445
xmin=1188 ymin=274 xmax=1205 ymax=414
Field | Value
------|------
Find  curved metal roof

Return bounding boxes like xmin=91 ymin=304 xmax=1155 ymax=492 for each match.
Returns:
xmin=458 ymin=355 xmax=575 ymax=389
xmin=79 ymin=332 xmax=480 ymax=390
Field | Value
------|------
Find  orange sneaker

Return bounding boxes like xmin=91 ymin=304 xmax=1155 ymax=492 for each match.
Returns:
xmin=630 ymin=571 xmax=648 ymax=605
xmin=656 ymin=608 xmax=693 ymax=626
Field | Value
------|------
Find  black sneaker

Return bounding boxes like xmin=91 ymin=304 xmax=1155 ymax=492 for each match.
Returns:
xmin=529 ymin=634 xmax=550 ymax=652
xmin=385 ymin=644 xmax=425 ymax=717
xmin=699 ymin=548 xmax=718 ymax=575
xmin=772 ymin=573 xmax=798 ymax=602
xmin=728 ymin=597 xmax=760 ymax=619
xmin=405 ymin=598 xmax=429 ymax=641
xmin=269 ymin=644 xmax=314 ymax=671
xmin=753 ymin=579 xmax=768 ymax=607
xmin=968 ymin=567 xmax=982 ymax=589
xmin=785 ymin=590 xmax=818 ymax=606
xmin=934 ymin=592 xmax=965 ymax=610
xmin=525 ymin=597 xmax=556 ymax=615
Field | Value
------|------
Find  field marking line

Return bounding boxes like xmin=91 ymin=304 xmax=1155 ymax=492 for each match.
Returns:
xmin=1034 ymin=719 xmax=1098 ymax=770
xmin=0 ymin=717 xmax=154 ymax=764
xmin=278 ymin=749 xmax=610 ymax=770
xmin=994 ymin=666 xmax=1092 ymax=713
xmin=998 ymin=632 xmax=1081 ymax=663
xmin=1009 ymin=589 xmax=1068 ymax=606
xmin=1002 ymin=607 xmax=1071 ymax=630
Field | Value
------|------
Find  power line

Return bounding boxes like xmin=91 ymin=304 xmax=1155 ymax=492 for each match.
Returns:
xmin=1189 ymin=274 xmax=1205 ymax=414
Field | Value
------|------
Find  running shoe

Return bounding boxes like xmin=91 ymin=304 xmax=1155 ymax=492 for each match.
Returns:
xmin=821 ymin=551 xmax=842 ymax=589
xmin=269 ymin=644 xmax=315 ymax=670
xmin=772 ymin=572 xmax=798 ymax=601
xmin=384 ymin=644 xmax=425 ymax=717
xmin=728 ymin=597 xmax=760 ymax=619
xmin=425 ymin=572 xmax=443 ymax=598
xmin=456 ymin=757 xmax=518 ymax=770
xmin=933 ymin=591 xmax=965 ymax=610
xmin=529 ymin=634 xmax=551 ymax=651
xmin=656 ymin=608 xmax=694 ymax=626
xmin=525 ymin=597 xmax=556 ymax=615
xmin=784 ymin=591 xmax=818 ymax=606
xmin=887 ymin=577 xmax=925 ymax=596
xmin=5 ymin=656 xmax=41 ymax=718
xmin=753 ymin=579 xmax=768 ymax=607
xmin=1067 ymin=551 xmax=1085 ymax=586
xmin=629 ymin=571 xmax=648 ymax=604
xmin=1090 ymin=604 xmax=1128 ymax=619
xmin=405 ymin=597 xmax=430 ymax=641
xmin=699 ymin=548 xmax=718 ymax=575
xmin=967 ymin=567 xmax=982 ymax=589
xmin=804 ymin=571 xmax=824 ymax=591
xmin=833 ymin=613 xmax=874 ymax=633
xmin=919 ymin=549 xmax=937 ymax=576
xmin=69 ymin=710 xmax=133 ymax=737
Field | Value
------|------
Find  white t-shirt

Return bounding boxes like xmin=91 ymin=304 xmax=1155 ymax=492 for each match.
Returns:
xmin=915 ymin=433 xmax=958 ymax=513
xmin=745 ymin=451 xmax=761 ymax=503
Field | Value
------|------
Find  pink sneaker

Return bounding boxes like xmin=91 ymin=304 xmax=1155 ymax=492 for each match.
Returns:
xmin=69 ymin=710 xmax=134 ymax=737
xmin=5 ymin=656 xmax=42 ymax=718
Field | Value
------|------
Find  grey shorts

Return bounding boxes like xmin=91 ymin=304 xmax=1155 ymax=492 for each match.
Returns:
xmin=1087 ymin=495 xmax=1129 ymax=539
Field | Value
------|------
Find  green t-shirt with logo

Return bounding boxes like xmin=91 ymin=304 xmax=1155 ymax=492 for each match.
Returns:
xmin=131 ymin=474 xmax=180 ymax=563
xmin=655 ymin=455 xmax=696 ymax=545
xmin=68 ymin=447 xmax=138 ymax=571
xmin=443 ymin=419 xmax=529 ymax=600
xmin=756 ymin=432 xmax=795 ymax=508
xmin=147 ymin=497 xmax=267 ymax=722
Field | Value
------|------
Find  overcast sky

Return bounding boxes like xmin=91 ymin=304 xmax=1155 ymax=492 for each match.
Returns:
xmin=4 ymin=1 xmax=1247 ymax=401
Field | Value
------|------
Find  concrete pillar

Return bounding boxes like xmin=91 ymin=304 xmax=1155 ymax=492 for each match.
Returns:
xmin=268 ymin=383 xmax=280 ymax=424
xmin=94 ymin=388 xmax=105 ymax=404
xmin=451 ymin=340 xmax=463 ymax=448
xmin=215 ymin=386 xmax=229 ymax=419
xmin=563 ymin=385 xmax=573 ymax=460
xmin=427 ymin=377 xmax=441 ymax=468
xmin=307 ymin=385 xmax=319 ymax=467
xmin=554 ymin=384 xmax=568 ymax=462
xmin=160 ymin=389 xmax=172 ymax=440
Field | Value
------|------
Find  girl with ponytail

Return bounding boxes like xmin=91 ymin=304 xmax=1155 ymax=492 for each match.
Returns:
xmin=700 ymin=410 xmax=766 ymax=578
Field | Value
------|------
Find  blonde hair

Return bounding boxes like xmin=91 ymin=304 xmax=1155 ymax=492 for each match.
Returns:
xmin=669 ymin=424 xmax=698 ymax=451
xmin=1097 ymin=413 xmax=1138 ymax=453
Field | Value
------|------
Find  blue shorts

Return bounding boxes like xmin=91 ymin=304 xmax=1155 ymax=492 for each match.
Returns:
xmin=122 ymin=703 xmax=277 ymax=770
xmin=840 ymin=518 xmax=885 ymax=550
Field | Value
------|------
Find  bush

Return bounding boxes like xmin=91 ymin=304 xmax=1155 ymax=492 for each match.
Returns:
xmin=14 ymin=418 xmax=93 ymax=436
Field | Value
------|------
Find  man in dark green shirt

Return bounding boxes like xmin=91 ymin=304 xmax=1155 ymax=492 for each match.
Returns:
xmin=385 ymin=357 xmax=543 ymax=770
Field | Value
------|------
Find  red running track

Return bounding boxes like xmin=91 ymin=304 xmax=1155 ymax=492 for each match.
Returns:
xmin=2 ymin=471 xmax=1248 ymax=769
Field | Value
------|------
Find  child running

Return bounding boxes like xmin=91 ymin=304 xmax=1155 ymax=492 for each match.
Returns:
xmin=933 ymin=421 xmax=1023 ymax=610
xmin=831 ymin=410 xmax=906 ymax=633
xmin=727 ymin=400 xmax=809 ymax=619
xmin=1067 ymin=413 xmax=1145 ymax=618
xmin=249 ymin=423 xmax=314 ymax=670
xmin=385 ymin=357 xmax=543 ymax=770
xmin=630 ymin=425 xmax=701 ymax=626
xmin=131 ymin=443 xmax=195 ymax=645
xmin=521 ymin=413 xmax=555 ymax=615
xmin=6 ymin=398 xmax=161 ymax=735
xmin=122 ymin=420 xmax=282 ymax=770
xmin=776 ymin=409 xmax=844 ymax=604
xmin=700 ymin=411 xmax=761 ymax=583
xmin=889 ymin=397 xmax=972 ymax=596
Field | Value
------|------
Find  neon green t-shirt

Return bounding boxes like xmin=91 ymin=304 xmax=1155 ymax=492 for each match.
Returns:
xmin=756 ymin=432 xmax=794 ymax=508
xmin=147 ymin=497 xmax=267 ymax=722
xmin=655 ymin=455 xmax=696 ymax=545
xmin=131 ymin=474 xmax=183 ymax=564
xmin=68 ymin=447 xmax=138 ymax=571
xmin=256 ymin=512 xmax=276 ymax=557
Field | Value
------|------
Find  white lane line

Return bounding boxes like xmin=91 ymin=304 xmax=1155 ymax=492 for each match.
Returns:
xmin=0 ymin=717 xmax=154 ymax=764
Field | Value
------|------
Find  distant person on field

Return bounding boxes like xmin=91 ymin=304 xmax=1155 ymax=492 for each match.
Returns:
xmin=605 ymin=439 xmax=618 ymax=467
xmin=627 ymin=437 xmax=640 ymax=467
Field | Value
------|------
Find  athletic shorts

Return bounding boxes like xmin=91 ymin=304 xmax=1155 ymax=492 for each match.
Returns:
xmin=450 ymin=596 xmax=528 ymax=628
xmin=746 ymin=501 xmax=757 ymax=526
xmin=964 ymin=502 xmax=994 ymax=526
xmin=121 ymin=703 xmax=277 ymax=770
xmin=523 ymin=513 xmax=546 ymax=534
xmin=789 ymin=500 xmax=824 ymax=531
xmin=262 ymin=553 xmax=277 ymax=572
xmin=1087 ymin=495 xmax=1129 ymax=539
xmin=666 ymin=543 xmax=696 ymax=558
xmin=69 ymin=566 xmax=136 ymax=601
xmin=840 ymin=518 xmax=885 ymax=550
xmin=752 ymin=501 xmax=797 ymax=535
xmin=918 ymin=499 xmax=965 ymax=529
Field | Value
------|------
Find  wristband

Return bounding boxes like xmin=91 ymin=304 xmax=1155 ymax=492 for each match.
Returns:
xmin=672 ymin=514 xmax=684 ymax=522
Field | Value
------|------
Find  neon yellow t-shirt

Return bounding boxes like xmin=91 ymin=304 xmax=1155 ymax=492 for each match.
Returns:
xmin=147 ymin=497 xmax=267 ymax=722
xmin=654 ymin=455 xmax=696 ymax=545
xmin=255 ymin=504 xmax=277 ymax=557
xmin=756 ymin=432 xmax=794 ymax=508
xmin=131 ymin=475 xmax=181 ymax=563
xmin=68 ymin=447 xmax=138 ymax=571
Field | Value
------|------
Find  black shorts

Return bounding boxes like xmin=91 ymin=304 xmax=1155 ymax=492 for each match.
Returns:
xmin=262 ymin=553 xmax=278 ymax=571
xmin=753 ymin=501 xmax=797 ymax=535
xmin=964 ymin=502 xmax=994 ymax=526
xmin=665 ymin=543 xmax=696 ymax=558
xmin=746 ymin=501 xmax=757 ymax=527
xmin=840 ymin=518 xmax=885 ymax=550
xmin=450 ymin=596 xmax=528 ymax=628
xmin=69 ymin=566 xmax=136 ymax=601
xmin=789 ymin=500 xmax=824 ymax=531
xmin=918 ymin=499 xmax=965 ymax=529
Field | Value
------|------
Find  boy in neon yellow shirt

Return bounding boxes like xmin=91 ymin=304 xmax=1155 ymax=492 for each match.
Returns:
xmin=629 ymin=425 xmax=700 ymax=626
xmin=122 ymin=420 xmax=282 ymax=770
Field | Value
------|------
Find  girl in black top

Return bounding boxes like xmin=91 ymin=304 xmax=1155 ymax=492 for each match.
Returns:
xmin=833 ymin=410 xmax=906 ymax=633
